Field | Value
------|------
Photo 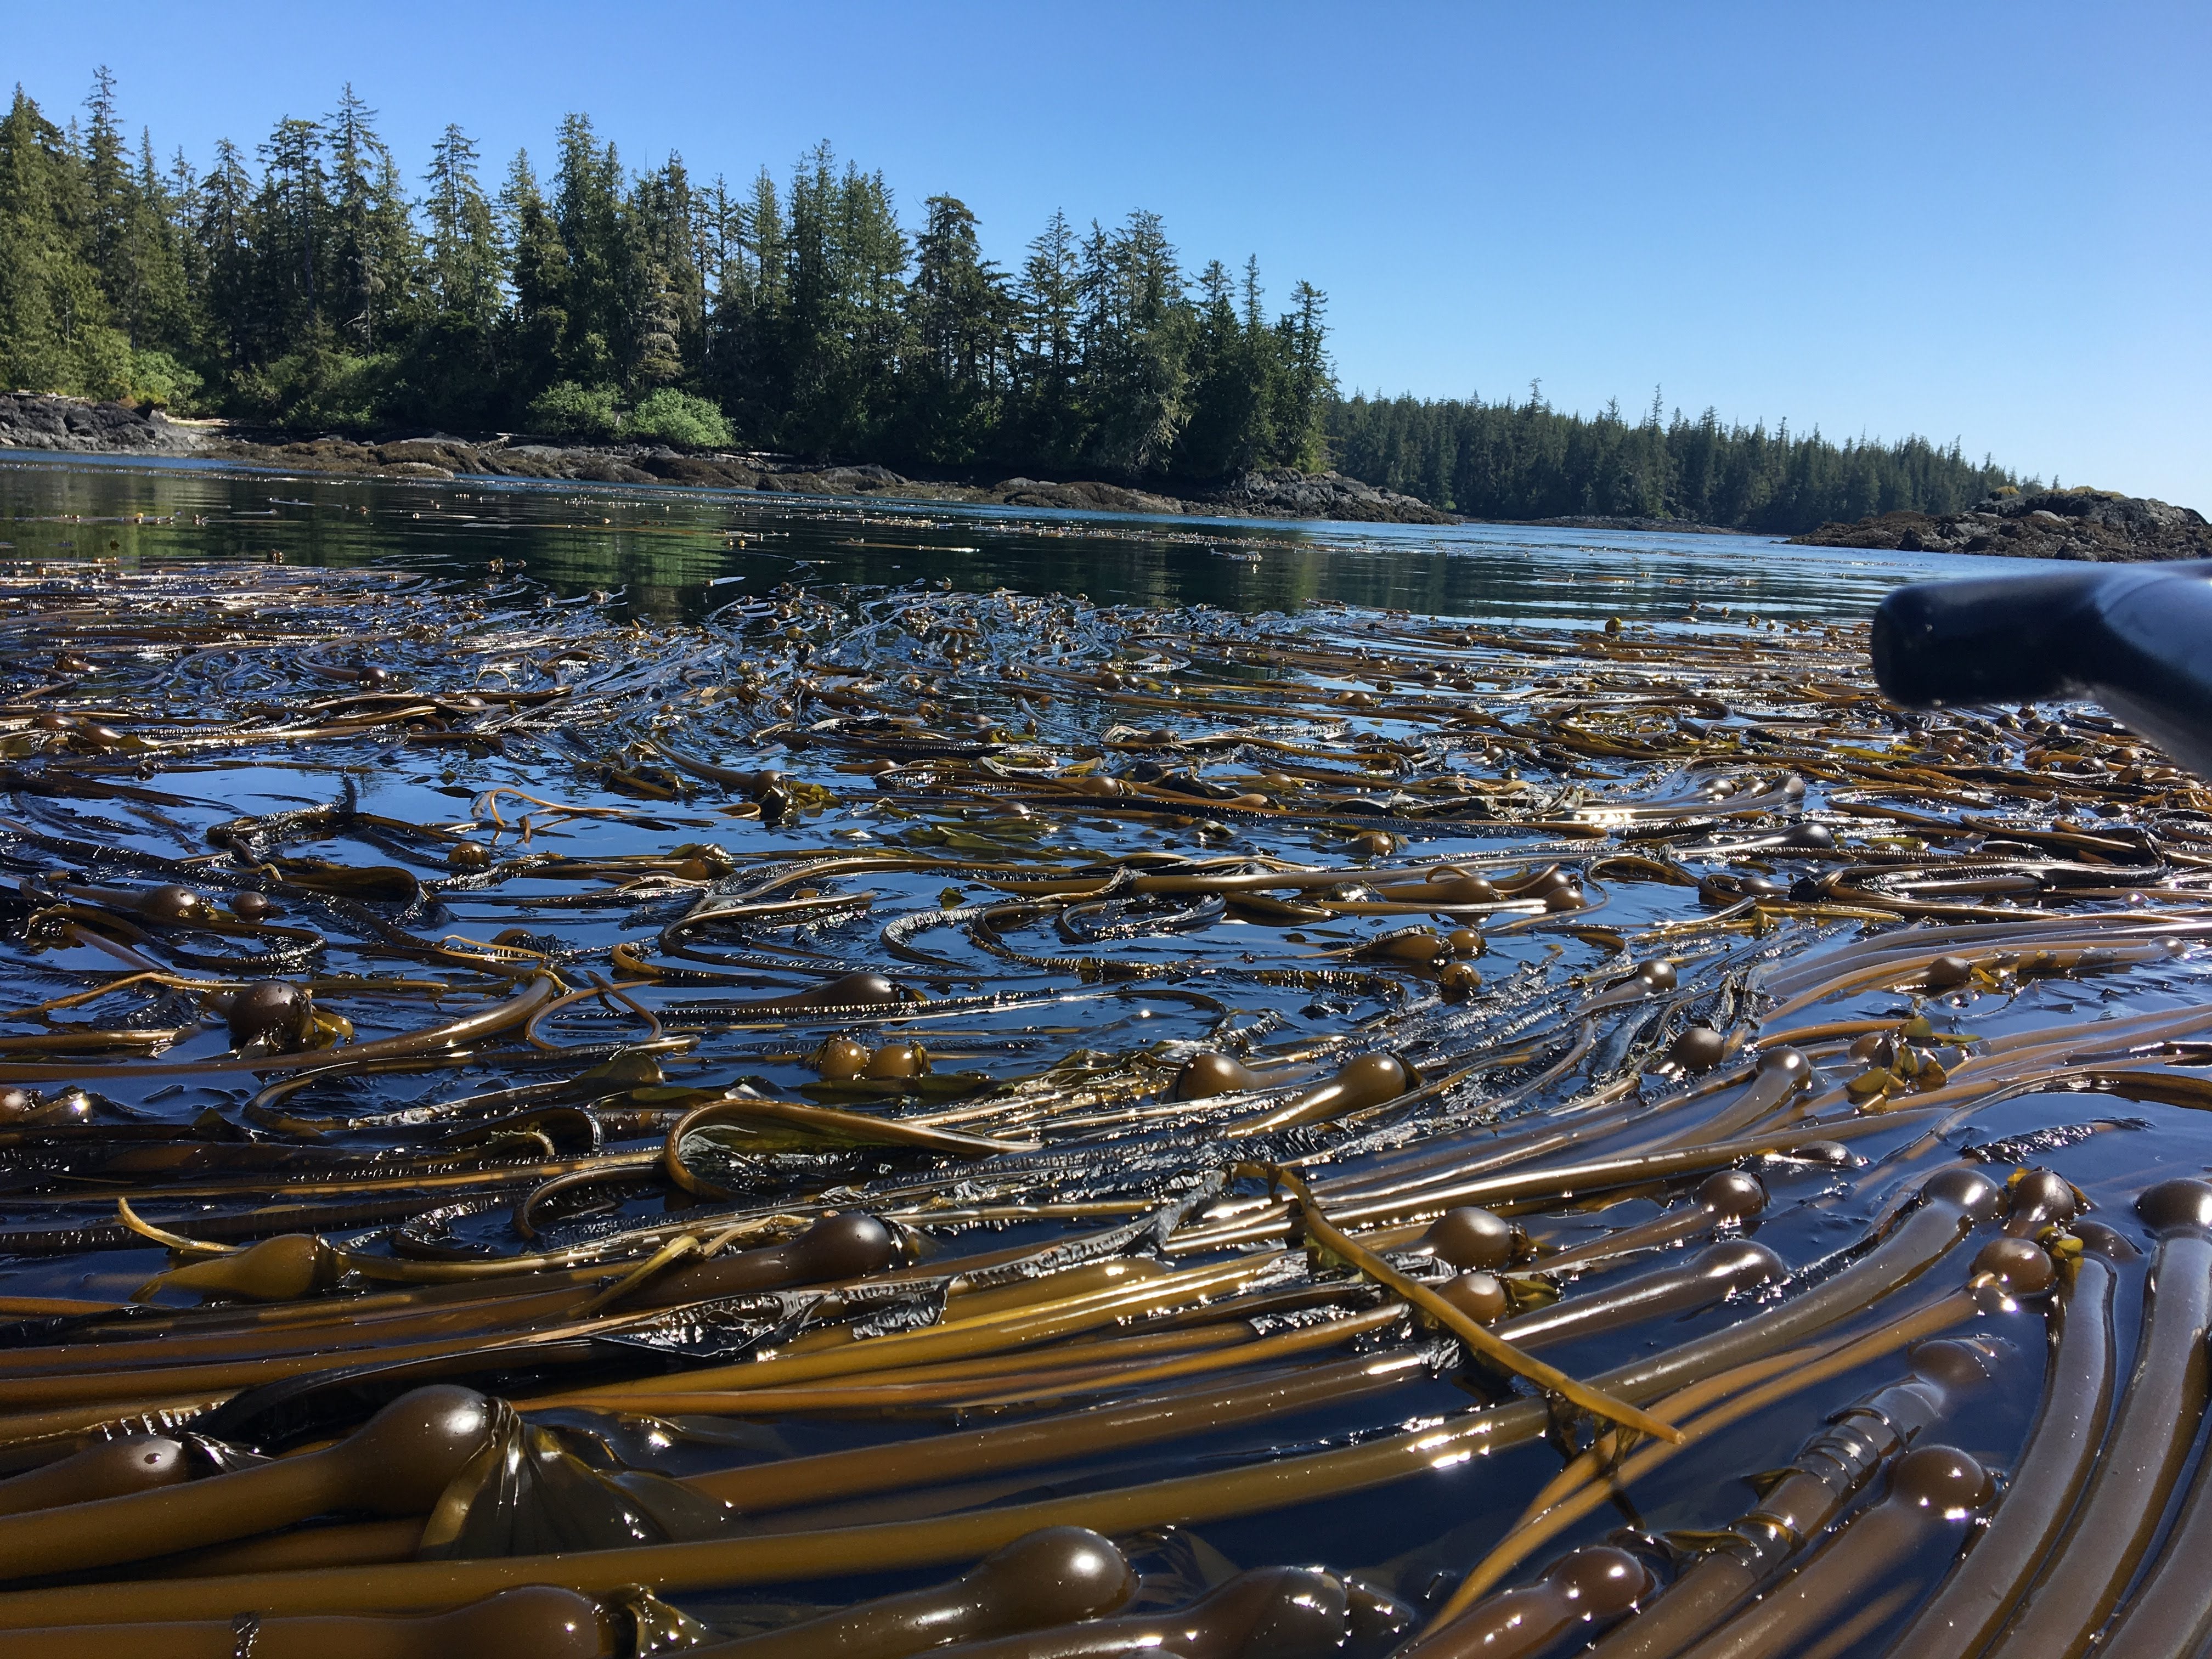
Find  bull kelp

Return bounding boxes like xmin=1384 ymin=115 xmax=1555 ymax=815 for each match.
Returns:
xmin=0 ymin=501 xmax=2207 ymax=1659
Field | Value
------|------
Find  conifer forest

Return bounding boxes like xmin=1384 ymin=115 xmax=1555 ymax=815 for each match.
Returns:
xmin=0 ymin=72 xmax=2019 ymax=530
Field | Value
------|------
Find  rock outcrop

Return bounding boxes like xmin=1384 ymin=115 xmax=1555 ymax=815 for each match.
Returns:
xmin=1204 ymin=467 xmax=1456 ymax=524
xmin=0 ymin=394 xmax=1464 ymax=528
xmin=1792 ymin=488 xmax=2212 ymax=563
xmin=0 ymin=392 xmax=210 ymax=454
xmin=994 ymin=476 xmax=1186 ymax=515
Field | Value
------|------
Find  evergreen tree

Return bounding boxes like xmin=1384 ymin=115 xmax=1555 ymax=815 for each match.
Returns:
xmin=422 ymin=125 xmax=500 ymax=331
xmin=80 ymin=69 xmax=131 ymax=324
xmin=704 ymin=166 xmax=786 ymax=439
xmin=500 ymin=148 xmax=567 ymax=406
xmin=551 ymin=114 xmax=624 ymax=387
xmin=1011 ymin=207 xmax=1081 ymax=465
xmin=1324 ymin=388 xmax=2018 ymax=531
xmin=76 ymin=71 xmax=195 ymax=377
xmin=778 ymin=143 xmax=907 ymax=454
xmin=0 ymin=88 xmax=127 ymax=396
xmin=1079 ymin=210 xmax=1186 ymax=476
xmin=629 ymin=256 xmax=684 ymax=391
xmin=899 ymin=194 xmax=1007 ymax=462
xmin=0 ymin=66 xmax=2031 ymax=517
xmin=625 ymin=156 xmax=702 ymax=392
xmin=254 ymin=116 xmax=329 ymax=345
xmin=121 ymin=132 xmax=196 ymax=366
xmin=1173 ymin=256 xmax=1284 ymax=479
xmin=1274 ymin=280 xmax=1331 ymax=470
xmin=325 ymin=86 xmax=415 ymax=354
xmin=838 ymin=159 xmax=911 ymax=449
xmin=405 ymin=123 xmax=503 ymax=421
xmin=197 ymin=138 xmax=256 ymax=379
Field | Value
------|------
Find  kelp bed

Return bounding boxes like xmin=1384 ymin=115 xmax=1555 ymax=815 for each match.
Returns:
xmin=0 ymin=558 xmax=2205 ymax=1658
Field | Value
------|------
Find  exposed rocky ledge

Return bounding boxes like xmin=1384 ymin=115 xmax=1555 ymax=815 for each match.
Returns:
xmin=1204 ymin=466 xmax=1455 ymax=524
xmin=989 ymin=476 xmax=1188 ymax=515
xmin=1791 ymin=488 xmax=2212 ymax=563
xmin=0 ymin=392 xmax=211 ymax=454
xmin=0 ymin=393 xmax=1454 ymax=526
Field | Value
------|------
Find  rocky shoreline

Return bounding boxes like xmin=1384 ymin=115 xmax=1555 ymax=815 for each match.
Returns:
xmin=0 ymin=393 xmax=211 ymax=454
xmin=1791 ymin=487 xmax=2212 ymax=563
xmin=0 ymin=393 xmax=1453 ymax=526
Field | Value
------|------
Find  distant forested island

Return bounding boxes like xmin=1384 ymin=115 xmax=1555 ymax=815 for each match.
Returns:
xmin=1325 ymin=394 xmax=2018 ymax=535
xmin=0 ymin=72 xmax=2022 ymax=533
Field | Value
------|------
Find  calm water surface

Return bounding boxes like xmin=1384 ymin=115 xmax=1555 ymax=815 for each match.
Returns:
xmin=0 ymin=449 xmax=2048 ymax=626
xmin=0 ymin=450 xmax=2156 ymax=1651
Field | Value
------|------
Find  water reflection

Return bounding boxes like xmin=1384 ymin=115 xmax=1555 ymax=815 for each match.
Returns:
xmin=0 ymin=449 xmax=2046 ymax=626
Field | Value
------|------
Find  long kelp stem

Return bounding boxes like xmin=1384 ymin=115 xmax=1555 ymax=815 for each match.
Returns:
xmin=1980 ymin=1181 xmax=2212 ymax=1659
xmin=1878 ymin=1250 xmax=2122 ymax=1659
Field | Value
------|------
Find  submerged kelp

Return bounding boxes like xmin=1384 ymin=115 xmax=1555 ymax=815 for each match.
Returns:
xmin=0 ymin=554 xmax=2204 ymax=1657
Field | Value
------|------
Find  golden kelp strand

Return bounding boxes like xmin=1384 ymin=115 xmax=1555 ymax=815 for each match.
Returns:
xmin=0 ymin=550 xmax=2201 ymax=1658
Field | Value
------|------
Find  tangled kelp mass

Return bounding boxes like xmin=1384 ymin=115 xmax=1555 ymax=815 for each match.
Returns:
xmin=0 ymin=550 xmax=2207 ymax=1659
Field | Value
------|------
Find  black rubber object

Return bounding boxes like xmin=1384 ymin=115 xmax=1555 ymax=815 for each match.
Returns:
xmin=1870 ymin=560 xmax=2212 ymax=777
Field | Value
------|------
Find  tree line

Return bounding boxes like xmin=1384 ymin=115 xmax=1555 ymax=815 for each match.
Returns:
xmin=1328 ymin=390 xmax=2022 ymax=533
xmin=0 ymin=70 xmax=2023 ymax=526
xmin=0 ymin=72 xmax=1329 ymax=479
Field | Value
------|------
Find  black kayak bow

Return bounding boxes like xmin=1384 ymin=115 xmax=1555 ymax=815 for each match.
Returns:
xmin=1872 ymin=560 xmax=2212 ymax=776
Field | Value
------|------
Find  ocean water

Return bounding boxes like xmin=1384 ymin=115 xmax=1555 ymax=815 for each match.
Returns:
xmin=0 ymin=448 xmax=2051 ymax=627
xmin=0 ymin=449 xmax=2163 ymax=1656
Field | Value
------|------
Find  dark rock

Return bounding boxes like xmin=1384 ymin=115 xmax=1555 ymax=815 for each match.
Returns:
xmin=636 ymin=454 xmax=766 ymax=488
xmin=996 ymin=477 xmax=1185 ymax=515
xmin=477 ymin=445 xmax=570 ymax=478
xmin=0 ymin=393 xmax=1462 ymax=531
xmin=255 ymin=438 xmax=377 ymax=473
xmin=753 ymin=462 xmax=905 ymax=495
xmin=1200 ymin=467 xmax=1455 ymax=525
xmin=563 ymin=457 xmax=658 ymax=485
xmin=374 ymin=437 xmax=480 ymax=471
xmin=0 ymin=392 xmax=210 ymax=453
xmin=1792 ymin=488 xmax=2212 ymax=563
xmin=813 ymin=464 xmax=904 ymax=490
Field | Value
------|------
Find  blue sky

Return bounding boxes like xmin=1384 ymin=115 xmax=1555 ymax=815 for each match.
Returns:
xmin=10 ymin=1 xmax=2208 ymax=506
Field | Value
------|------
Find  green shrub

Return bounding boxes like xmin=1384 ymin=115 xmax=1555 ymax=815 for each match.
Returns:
xmin=527 ymin=381 xmax=624 ymax=439
xmin=231 ymin=346 xmax=391 ymax=428
xmin=627 ymin=388 xmax=734 ymax=448
xmin=127 ymin=349 xmax=204 ymax=413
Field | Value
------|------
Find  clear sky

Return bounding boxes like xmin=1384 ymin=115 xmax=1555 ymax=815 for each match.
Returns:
xmin=8 ymin=1 xmax=2208 ymax=506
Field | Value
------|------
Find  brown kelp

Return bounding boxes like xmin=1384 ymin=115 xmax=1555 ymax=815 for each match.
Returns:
xmin=0 ymin=553 xmax=2203 ymax=1659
